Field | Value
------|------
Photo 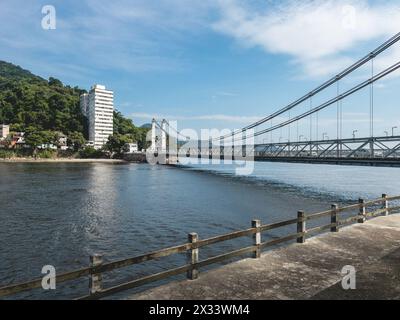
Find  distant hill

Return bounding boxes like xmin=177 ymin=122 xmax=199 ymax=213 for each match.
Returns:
xmin=140 ymin=123 xmax=152 ymax=129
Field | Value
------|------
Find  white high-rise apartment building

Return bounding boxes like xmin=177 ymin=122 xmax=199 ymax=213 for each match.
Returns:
xmin=80 ymin=84 xmax=114 ymax=149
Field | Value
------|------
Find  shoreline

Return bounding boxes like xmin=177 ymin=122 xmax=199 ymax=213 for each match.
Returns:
xmin=0 ymin=158 xmax=127 ymax=163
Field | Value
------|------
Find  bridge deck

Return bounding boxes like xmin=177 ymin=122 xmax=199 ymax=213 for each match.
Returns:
xmin=128 ymin=214 xmax=400 ymax=300
xmin=183 ymin=155 xmax=400 ymax=167
xmin=253 ymin=156 xmax=400 ymax=167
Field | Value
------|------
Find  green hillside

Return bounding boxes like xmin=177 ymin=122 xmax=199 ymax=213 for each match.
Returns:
xmin=0 ymin=61 xmax=149 ymax=154
xmin=0 ymin=61 xmax=87 ymax=135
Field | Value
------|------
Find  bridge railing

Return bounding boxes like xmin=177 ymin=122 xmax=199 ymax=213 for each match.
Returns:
xmin=1 ymin=194 xmax=400 ymax=299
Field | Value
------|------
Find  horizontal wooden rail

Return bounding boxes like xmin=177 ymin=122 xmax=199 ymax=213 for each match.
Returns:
xmin=338 ymin=215 xmax=361 ymax=226
xmin=307 ymin=223 xmax=336 ymax=235
xmin=260 ymin=218 xmax=299 ymax=232
xmin=1 ymin=194 xmax=399 ymax=299
xmin=260 ymin=232 xmax=303 ymax=248
xmin=79 ymin=264 xmax=193 ymax=300
xmin=195 ymin=228 xmax=256 ymax=248
xmin=95 ymin=243 xmax=191 ymax=274
xmin=0 ymin=267 xmax=92 ymax=297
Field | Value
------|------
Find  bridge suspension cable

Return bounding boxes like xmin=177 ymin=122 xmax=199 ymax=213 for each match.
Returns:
xmin=165 ymin=120 xmax=191 ymax=141
xmin=370 ymin=57 xmax=375 ymax=138
xmin=215 ymin=32 xmax=400 ymax=142
xmin=154 ymin=119 xmax=190 ymax=141
xmin=227 ymin=60 xmax=400 ymax=144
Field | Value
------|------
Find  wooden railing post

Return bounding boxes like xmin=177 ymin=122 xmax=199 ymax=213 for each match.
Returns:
xmin=331 ymin=204 xmax=339 ymax=232
xmin=89 ymin=254 xmax=103 ymax=295
xmin=252 ymin=219 xmax=261 ymax=258
xmin=382 ymin=194 xmax=389 ymax=216
xmin=358 ymin=198 xmax=366 ymax=223
xmin=297 ymin=211 xmax=306 ymax=243
xmin=187 ymin=233 xmax=199 ymax=280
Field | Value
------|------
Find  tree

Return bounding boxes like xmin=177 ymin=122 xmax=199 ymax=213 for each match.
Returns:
xmin=9 ymin=123 xmax=23 ymax=132
xmin=2 ymin=134 xmax=12 ymax=148
xmin=24 ymin=132 xmax=44 ymax=154
xmin=25 ymin=129 xmax=56 ymax=154
xmin=104 ymin=134 xmax=133 ymax=156
xmin=113 ymin=111 xmax=150 ymax=149
xmin=79 ymin=147 xmax=105 ymax=159
xmin=67 ymin=131 xmax=86 ymax=151
xmin=48 ymin=77 xmax=63 ymax=87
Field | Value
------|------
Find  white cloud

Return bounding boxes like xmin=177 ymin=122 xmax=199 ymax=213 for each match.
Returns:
xmin=0 ymin=0 xmax=217 ymax=78
xmin=211 ymin=91 xmax=238 ymax=101
xmin=2 ymin=0 xmax=399 ymax=94
xmin=2 ymin=0 xmax=399 ymax=81
xmin=214 ymin=0 xmax=400 ymax=78
xmin=215 ymin=91 xmax=237 ymax=97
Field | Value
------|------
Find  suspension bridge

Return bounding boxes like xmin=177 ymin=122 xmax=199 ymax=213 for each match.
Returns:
xmin=147 ymin=32 xmax=400 ymax=167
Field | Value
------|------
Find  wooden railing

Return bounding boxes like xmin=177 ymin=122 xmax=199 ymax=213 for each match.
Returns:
xmin=1 ymin=194 xmax=400 ymax=300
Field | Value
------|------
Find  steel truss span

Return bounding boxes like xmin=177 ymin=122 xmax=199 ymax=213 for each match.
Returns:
xmin=249 ymin=135 xmax=400 ymax=167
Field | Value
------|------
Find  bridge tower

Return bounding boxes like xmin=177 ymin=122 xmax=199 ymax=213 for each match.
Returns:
xmin=150 ymin=118 xmax=157 ymax=151
xmin=161 ymin=119 xmax=167 ymax=153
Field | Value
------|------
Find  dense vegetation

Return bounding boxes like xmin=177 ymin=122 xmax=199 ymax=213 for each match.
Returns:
xmin=113 ymin=111 xmax=149 ymax=151
xmin=0 ymin=61 xmax=87 ymax=135
xmin=0 ymin=61 xmax=149 ymax=157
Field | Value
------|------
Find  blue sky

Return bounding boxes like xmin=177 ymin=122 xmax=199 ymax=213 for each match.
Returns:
xmin=1 ymin=0 xmax=400 ymax=142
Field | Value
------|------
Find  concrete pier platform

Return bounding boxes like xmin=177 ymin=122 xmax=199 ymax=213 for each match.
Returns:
xmin=129 ymin=214 xmax=400 ymax=300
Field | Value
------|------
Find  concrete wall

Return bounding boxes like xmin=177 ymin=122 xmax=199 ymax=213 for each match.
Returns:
xmin=123 ymin=153 xmax=147 ymax=163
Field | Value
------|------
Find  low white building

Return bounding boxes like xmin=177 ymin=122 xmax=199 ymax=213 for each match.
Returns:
xmin=38 ymin=144 xmax=58 ymax=150
xmin=0 ymin=124 xmax=9 ymax=139
xmin=125 ymin=143 xmax=139 ymax=153
xmin=85 ymin=141 xmax=95 ymax=148
xmin=56 ymin=133 xmax=68 ymax=148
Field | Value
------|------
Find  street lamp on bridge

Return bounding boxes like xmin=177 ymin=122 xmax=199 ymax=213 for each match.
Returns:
xmin=322 ymin=133 xmax=328 ymax=140
xmin=352 ymin=130 xmax=358 ymax=139
xmin=392 ymin=126 xmax=398 ymax=137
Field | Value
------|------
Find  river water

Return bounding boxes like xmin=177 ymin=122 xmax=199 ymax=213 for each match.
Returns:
xmin=1 ymin=161 xmax=399 ymax=299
